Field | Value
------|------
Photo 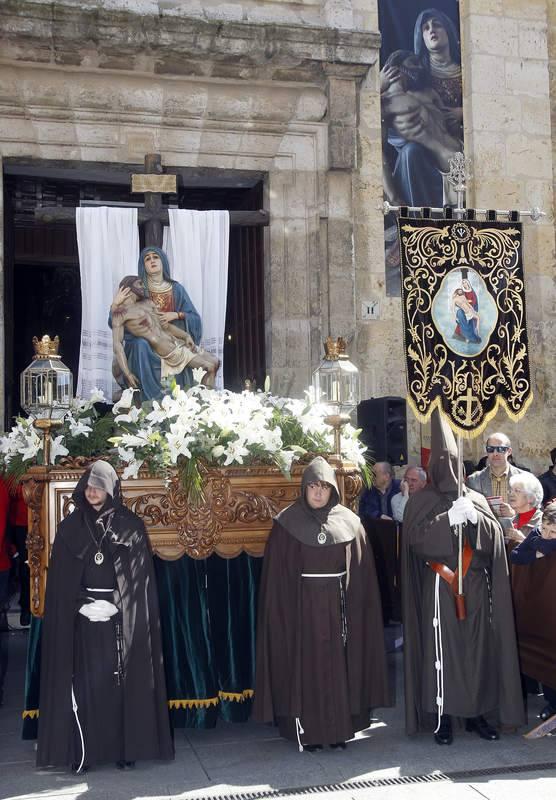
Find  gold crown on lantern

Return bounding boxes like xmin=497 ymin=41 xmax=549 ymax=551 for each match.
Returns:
xmin=32 ymin=335 xmax=61 ymax=359
xmin=323 ymin=336 xmax=341 ymax=360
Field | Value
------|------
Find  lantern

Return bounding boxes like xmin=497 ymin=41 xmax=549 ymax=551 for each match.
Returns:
xmin=20 ymin=335 xmax=73 ymax=463
xmin=312 ymin=337 xmax=360 ymax=455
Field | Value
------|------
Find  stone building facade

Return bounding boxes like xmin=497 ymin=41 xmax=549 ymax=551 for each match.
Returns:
xmin=0 ymin=0 xmax=554 ymax=470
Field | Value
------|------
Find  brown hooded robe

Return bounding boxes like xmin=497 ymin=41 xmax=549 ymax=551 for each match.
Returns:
xmin=402 ymin=411 xmax=525 ymax=734
xmin=253 ymin=457 xmax=390 ymax=747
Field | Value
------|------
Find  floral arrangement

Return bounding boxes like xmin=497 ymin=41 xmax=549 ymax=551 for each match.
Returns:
xmin=0 ymin=382 xmax=369 ymax=499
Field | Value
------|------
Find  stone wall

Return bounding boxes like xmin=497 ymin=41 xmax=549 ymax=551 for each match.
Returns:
xmin=350 ymin=0 xmax=556 ymax=470
xmin=0 ymin=0 xmax=378 ymax=414
xmin=1 ymin=0 xmax=554 ymax=472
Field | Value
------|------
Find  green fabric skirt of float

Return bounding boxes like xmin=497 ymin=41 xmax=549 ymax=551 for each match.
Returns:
xmin=22 ymin=553 xmax=262 ymax=734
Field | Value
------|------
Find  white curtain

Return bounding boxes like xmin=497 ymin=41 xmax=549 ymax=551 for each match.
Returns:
xmin=76 ymin=207 xmax=139 ymax=400
xmin=165 ymin=210 xmax=230 ymax=389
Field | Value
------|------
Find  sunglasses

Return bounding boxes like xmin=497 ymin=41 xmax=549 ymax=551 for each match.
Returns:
xmin=486 ymin=445 xmax=510 ymax=454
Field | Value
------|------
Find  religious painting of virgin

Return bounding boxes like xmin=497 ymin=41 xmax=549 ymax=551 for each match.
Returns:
xmin=431 ymin=267 xmax=498 ymax=358
xmin=377 ymin=1 xmax=463 ymax=295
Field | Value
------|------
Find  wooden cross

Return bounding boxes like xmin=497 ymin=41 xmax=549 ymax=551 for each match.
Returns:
xmin=34 ymin=153 xmax=269 ymax=237
xmin=131 ymin=153 xmax=177 ymax=247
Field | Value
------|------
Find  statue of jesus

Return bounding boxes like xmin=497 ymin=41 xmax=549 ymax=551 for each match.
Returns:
xmin=112 ymin=276 xmax=219 ymax=389
xmin=110 ymin=246 xmax=204 ymax=400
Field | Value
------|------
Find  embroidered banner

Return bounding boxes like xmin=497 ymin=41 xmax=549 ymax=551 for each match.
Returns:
xmin=399 ymin=217 xmax=533 ymax=438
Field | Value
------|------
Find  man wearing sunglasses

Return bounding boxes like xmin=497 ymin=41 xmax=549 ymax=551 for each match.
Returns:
xmin=467 ymin=433 xmax=525 ymax=532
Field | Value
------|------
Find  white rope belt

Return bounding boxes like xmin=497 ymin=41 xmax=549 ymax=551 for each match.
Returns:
xmin=71 ymin=684 xmax=86 ymax=773
xmin=85 ymin=587 xmax=114 ymax=592
xmin=301 ymin=571 xmax=347 ymax=578
xmin=433 ymin=573 xmax=445 ymax=732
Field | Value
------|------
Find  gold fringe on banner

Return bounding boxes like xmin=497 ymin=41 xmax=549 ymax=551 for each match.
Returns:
xmin=406 ymin=391 xmax=534 ymax=441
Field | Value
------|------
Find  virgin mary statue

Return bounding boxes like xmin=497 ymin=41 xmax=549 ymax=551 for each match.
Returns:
xmin=110 ymin=246 xmax=202 ymax=401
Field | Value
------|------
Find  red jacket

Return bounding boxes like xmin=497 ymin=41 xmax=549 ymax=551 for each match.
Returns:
xmin=0 ymin=478 xmax=11 ymax=571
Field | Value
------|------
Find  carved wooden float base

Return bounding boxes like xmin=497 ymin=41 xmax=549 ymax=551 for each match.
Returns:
xmin=22 ymin=459 xmax=362 ymax=617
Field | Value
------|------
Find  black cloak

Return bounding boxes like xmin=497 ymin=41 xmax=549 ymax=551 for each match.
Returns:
xmin=402 ymin=411 xmax=525 ymax=734
xmin=253 ymin=457 xmax=390 ymax=747
xmin=37 ymin=465 xmax=174 ymax=768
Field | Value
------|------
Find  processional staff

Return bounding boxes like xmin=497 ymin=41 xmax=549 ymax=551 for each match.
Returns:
xmin=386 ymin=151 xmax=545 ymax=611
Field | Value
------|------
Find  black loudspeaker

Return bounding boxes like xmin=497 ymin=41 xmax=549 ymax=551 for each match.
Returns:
xmin=357 ymin=396 xmax=407 ymax=466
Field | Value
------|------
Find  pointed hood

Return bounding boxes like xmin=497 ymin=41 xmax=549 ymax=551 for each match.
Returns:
xmin=428 ymin=408 xmax=459 ymax=495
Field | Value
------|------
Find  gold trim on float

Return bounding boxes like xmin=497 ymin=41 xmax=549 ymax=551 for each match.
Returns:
xmin=24 ymin=689 xmax=256 ymax=718
xmin=167 ymin=690 xmax=255 ymax=709
xmin=22 ymin=461 xmax=363 ymax=618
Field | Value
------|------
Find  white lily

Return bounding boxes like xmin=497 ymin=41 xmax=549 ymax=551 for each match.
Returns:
xmin=49 ymin=435 xmax=69 ymax=464
xmin=17 ymin=428 xmax=43 ymax=461
xmin=114 ymin=406 xmax=142 ymax=424
xmin=89 ymin=387 xmax=107 ymax=404
xmin=223 ymin=439 xmax=250 ymax=466
xmin=192 ymin=367 xmax=207 ymax=384
xmin=68 ymin=417 xmax=93 ymax=437
xmin=122 ymin=458 xmax=144 ymax=480
xmin=119 ymin=430 xmax=151 ymax=448
xmin=112 ymin=388 xmax=137 ymax=414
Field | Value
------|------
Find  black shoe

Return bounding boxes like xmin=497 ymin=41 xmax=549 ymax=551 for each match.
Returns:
xmin=538 ymin=705 xmax=556 ymax=721
xmin=434 ymin=715 xmax=453 ymax=745
xmin=465 ymin=716 xmax=499 ymax=740
xmin=20 ymin=611 xmax=31 ymax=627
xmin=303 ymin=744 xmax=323 ymax=753
xmin=116 ymin=760 xmax=136 ymax=769
xmin=330 ymin=741 xmax=347 ymax=750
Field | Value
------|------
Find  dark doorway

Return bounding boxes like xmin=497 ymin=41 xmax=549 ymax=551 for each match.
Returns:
xmin=3 ymin=162 xmax=266 ymax=427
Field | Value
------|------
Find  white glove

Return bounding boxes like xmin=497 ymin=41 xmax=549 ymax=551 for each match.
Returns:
xmin=78 ymin=599 xmax=119 ymax=623
xmin=448 ymin=496 xmax=478 ymax=527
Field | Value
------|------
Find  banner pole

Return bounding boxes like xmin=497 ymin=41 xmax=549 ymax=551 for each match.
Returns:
xmin=457 ymin=434 xmax=464 ymax=595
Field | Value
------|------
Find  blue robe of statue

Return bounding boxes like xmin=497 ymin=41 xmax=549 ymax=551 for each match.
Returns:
xmin=455 ymin=307 xmax=480 ymax=343
xmin=109 ymin=246 xmax=202 ymax=402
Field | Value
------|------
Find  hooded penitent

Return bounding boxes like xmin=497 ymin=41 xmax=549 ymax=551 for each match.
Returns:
xmin=253 ymin=456 xmax=390 ymax=748
xmin=401 ymin=410 xmax=525 ymax=734
xmin=37 ymin=462 xmax=173 ymax=768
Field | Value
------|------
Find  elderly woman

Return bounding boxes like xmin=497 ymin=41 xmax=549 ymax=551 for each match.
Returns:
xmin=504 ymin=473 xmax=544 ymax=550
xmin=511 ymin=502 xmax=556 ymax=723
xmin=253 ymin=456 xmax=390 ymax=751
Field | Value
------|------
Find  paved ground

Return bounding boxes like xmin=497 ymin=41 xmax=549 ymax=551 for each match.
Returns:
xmin=1 ymin=613 xmax=555 ymax=800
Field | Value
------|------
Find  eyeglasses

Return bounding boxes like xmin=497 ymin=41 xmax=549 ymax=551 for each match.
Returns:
xmin=486 ymin=445 xmax=510 ymax=454
xmin=306 ymin=481 xmax=332 ymax=491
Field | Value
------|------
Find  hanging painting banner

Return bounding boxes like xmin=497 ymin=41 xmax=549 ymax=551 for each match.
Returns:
xmin=377 ymin=1 xmax=463 ymax=295
xmin=399 ymin=217 xmax=533 ymax=438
